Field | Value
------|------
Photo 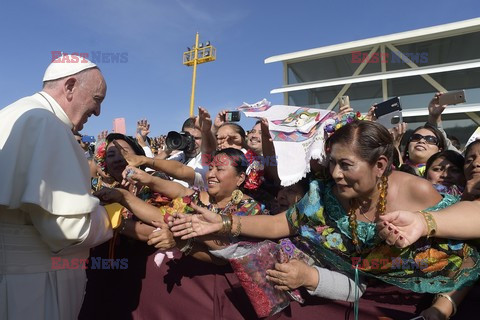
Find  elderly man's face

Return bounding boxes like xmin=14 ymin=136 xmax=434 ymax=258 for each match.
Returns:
xmin=71 ymin=69 xmax=107 ymax=132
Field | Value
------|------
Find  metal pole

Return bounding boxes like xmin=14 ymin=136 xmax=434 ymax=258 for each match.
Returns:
xmin=189 ymin=32 xmax=199 ymax=117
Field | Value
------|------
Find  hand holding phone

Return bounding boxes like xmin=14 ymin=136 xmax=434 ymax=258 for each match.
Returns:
xmin=438 ymin=90 xmax=466 ymax=105
xmin=225 ymin=111 xmax=241 ymax=122
xmin=374 ymin=97 xmax=403 ymax=129
xmin=339 ymin=96 xmax=350 ymax=108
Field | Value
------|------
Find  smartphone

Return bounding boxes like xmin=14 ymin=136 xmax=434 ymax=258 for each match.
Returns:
xmin=339 ymin=96 xmax=350 ymax=108
xmin=438 ymin=90 xmax=466 ymax=105
xmin=81 ymin=135 xmax=95 ymax=143
xmin=374 ymin=97 xmax=403 ymax=129
xmin=225 ymin=111 xmax=241 ymax=122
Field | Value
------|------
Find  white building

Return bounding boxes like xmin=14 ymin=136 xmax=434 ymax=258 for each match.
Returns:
xmin=265 ymin=18 xmax=480 ymax=144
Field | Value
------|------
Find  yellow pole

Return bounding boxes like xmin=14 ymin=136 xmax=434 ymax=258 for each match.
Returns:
xmin=189 ymin=32 xmax=199 ymax=117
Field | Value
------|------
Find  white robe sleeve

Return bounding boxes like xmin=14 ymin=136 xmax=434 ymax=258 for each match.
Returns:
xmin=24 ymin=203 xmax=112 ymax=254
xmin=307 ymin=266 xmax=367 ymax=302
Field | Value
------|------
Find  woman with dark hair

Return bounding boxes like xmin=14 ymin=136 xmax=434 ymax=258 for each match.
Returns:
xmin=402 ymin=125 xmax=446 ymax=176
xmin=380 ymin=140 xmax=480 ymax=244
xmin=171 ymin=120 xmax=480 ymax=319
xmin=425 ymin=150 xmax=465 ymax=195
xmin=378 ymin=139 xmax=480 ymax=319
xmin=214 ymin=121 xmax=279 ymax=211
xmin=93 ymin=148 xmax=267 ymax=319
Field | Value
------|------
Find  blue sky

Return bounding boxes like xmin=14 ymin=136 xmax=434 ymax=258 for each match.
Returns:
xmin=0 ymin=0 xmax=479 ymax=137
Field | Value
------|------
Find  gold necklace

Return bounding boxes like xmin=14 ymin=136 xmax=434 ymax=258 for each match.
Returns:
xmin=348 ymin=175 xmax=388 ymax=253
xmin=210 ymin=189 xmax=243 ymax=215
xmin=359 ymin=208 xmax=375 ymax=223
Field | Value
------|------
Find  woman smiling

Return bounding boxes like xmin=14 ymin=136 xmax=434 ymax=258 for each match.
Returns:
xmin=94 ymin=147 xmax=268 ymax=319
xmin=170 ymin=120 xmax=480 ymax=319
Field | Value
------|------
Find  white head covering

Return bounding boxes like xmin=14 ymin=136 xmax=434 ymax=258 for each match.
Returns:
xmin=43 ymin=54 xmax=97 ymax=82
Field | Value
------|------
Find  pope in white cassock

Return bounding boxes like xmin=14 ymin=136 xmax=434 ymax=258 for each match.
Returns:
xmin=0 ymin=55 xmax=113 ymax=320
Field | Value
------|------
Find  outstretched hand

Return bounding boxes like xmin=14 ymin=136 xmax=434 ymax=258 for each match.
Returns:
xmin=97 ymin=130 xmax=108 ymax=141
xmin=428 ymin=92 xmax=447 ymax=120
xmin=94 ymin=187 xmax=125 ymax=204
xmin=137 ymin=119 xmax=151 ymax=138
xmin=196 ymin=107 xmax=212 ymax=133
xmin=377 ymin=210 xmax=427 ymax=248
xmin=364 ymin=105 xmax=377 ymax=122
xmin=147 ymin=220 xmax=176 ymax=250
xmin=121 ymin=165 xmax=152 ymax=187
xmin=113 ymin=140 xmax=145 ymax=167
xmin=389 ymin=122 xmax=408 ymax=149
xmin=136 ymin=119 xmax=150 ymax=147
xmin=336 ymin=104 xmax=354 ymax=120
xmin=260 ymin=118 xmax=273 ymax=142
xmin=214 ymin=110 xmax=227 ymax=131
xmin=168 ymin=202 xmax=223 ymax=239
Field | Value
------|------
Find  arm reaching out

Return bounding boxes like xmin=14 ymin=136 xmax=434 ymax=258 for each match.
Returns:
xmin=377 ymin=200 xmax=480 ymax=248
xmin=197 ymin=106 xmax=216 ymax=154
xmin=94 ymin=187 xmax=164 ymax=224
xmin=114 ymin=140 xmax=196 ymax=185
xmin=122 ymin=166 xmax=192 ymax=199
xmin=169 ymin=203 xmax=295 ymax=240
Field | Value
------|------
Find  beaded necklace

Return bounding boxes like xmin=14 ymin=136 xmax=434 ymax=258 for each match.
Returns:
xmin=209 ymin=200 xmax=235 ymax=215
xmin=208 ymin=189 xmax=243 ymax=215
xmin=348 ymin=175 xmax=388 ymax=253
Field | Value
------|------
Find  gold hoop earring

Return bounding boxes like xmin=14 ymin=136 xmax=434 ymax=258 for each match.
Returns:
xmin=377 ymin=175 xmax=388 ymax=215
xmin=231 ymin=189 xmax=243 ymax=205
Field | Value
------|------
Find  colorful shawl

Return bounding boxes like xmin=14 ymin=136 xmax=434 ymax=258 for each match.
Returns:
xmin=286 ymin=179 xmax=480 ymax=293
xmin=238 ymin=99 xmax=333 ymax=186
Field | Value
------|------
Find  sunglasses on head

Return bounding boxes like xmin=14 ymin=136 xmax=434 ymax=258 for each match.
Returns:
xmin=409 ymin=133 xmax=438 ymax=145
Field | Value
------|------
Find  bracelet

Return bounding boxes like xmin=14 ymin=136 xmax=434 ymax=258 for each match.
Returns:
xmin=185 ymin=237 xmax=195 ymax=256
xmin=220 ymin=214 xmax=232 ymax=234
xmin=434 ymin=293 xmax=457 ymax=318
xmin=228 ymin=212 xmax=234 ymax=231
xmin=118 ymin=218 xmax=128 ymax=234
xmin=232 ymin=215 xmax=242 ymax=237
xmin=419 ymin=210 xmax=437 ymax=239
xmin=180 ymin=238 xmax=195 ymax=256
xmin=152 ymin=157 xmax=156 ymax=169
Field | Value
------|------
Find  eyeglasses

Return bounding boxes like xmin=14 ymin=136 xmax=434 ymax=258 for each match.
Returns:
xmin=409 ymin=133 xmax=438 ymax=145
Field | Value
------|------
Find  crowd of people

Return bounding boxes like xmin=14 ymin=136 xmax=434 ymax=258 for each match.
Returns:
xmin=1 ymin=55 xmax=480 ymax=320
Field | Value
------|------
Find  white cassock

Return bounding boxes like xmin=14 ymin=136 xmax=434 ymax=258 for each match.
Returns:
xmin=0 ymin=92 xmax=113 ymax=320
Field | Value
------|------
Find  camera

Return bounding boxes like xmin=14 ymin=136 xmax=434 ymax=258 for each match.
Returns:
xmin=165 ymin=131 xmax=195 ymax=152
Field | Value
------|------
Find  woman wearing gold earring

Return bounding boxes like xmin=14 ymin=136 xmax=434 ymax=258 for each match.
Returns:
xmin=171 ymin=120 xmax=480 ymax=319
xmin=94 ymin=147 xmax=266 ymax=319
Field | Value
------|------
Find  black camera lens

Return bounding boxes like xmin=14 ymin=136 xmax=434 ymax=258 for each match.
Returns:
xmin=166 ymin=131 xmax=195 ymax=152
xmin=166 ymin=131 xmax=183 ymax=150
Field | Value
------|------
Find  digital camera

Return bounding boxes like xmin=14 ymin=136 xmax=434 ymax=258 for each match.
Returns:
xmin=165 ymin=131 xmax=195 ymax=152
